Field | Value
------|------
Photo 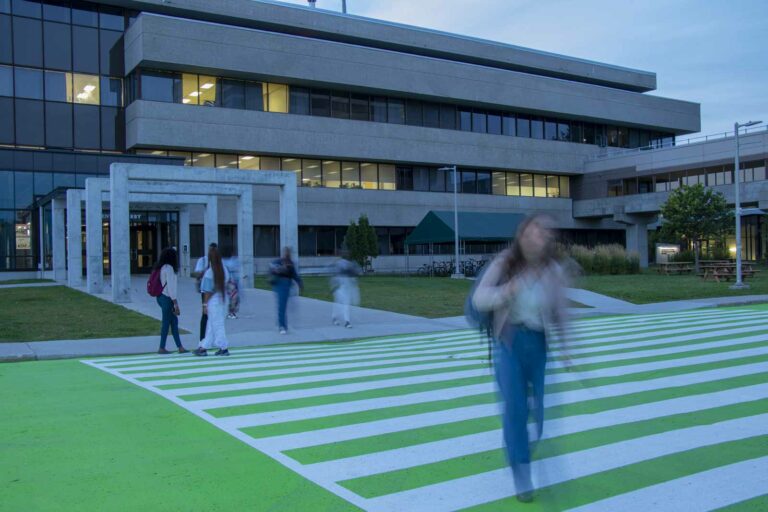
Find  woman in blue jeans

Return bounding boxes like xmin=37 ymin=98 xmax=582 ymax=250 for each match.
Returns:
xmin=270 ymin=247 xmax=303 ymax=334
xmin=155 ymin=247 xmax=188 ymax=354
xmin=472 ymin=215 xmax=569 ymax=503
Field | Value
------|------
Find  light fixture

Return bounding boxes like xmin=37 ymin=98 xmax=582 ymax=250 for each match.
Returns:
xmin=241 ymin=155 xmax=255 ymax=160
xmin=284 ymin=158 xmax=295 ymax=162
xmin=76 ymin=92 xmax=88 ymax=100
xmin=217 ymin=165 xmax=228 ymax=169
xmin=307 ymin=165 xmax=318 ymax=169
xmin=198 ymin=153 xmax=210 ymax=157
xmin=189 ymin=91 xmax=200 ymax=97
xmin=200 ymin=83 xmax=214 ymax=89
xmin=83 ymin=84 xmax=96 ymax=92
xmin=182 ymin=98 xmax=191 ymax=104
xmin=729 ymin=246 xmax=737 ymax=253
xmin=228 ymin=161 xmax=238 ymax=165
xmin=151 ymin=150 xmax=165 ymax=155
xmin=323 ymin=161 xmax=335 ymax=164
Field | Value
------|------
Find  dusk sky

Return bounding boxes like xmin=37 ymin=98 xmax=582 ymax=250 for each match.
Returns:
xmin=275 ymin=0 xmax=768 ymax=138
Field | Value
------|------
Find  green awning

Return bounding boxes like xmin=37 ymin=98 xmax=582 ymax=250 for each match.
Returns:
xmin=405 ymin=211 xmax=527 ymax=245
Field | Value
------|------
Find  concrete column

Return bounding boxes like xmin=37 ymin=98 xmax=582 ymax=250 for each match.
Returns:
xmin=110 ymin=167 xmax=131 ymax=303
xmin=626 ymin=223 xmax=649 ymax=268
xmin=66 ymin=189 xmax=83 ymax=288
xmin=279 ymin=179 xmax=299 ymax=263
xmin=179 ymin=207 xmax=191 ymax=277
xmin=51 ymin=198 xmax=67 ymax=282
xmin=38 ymin=206 xmax=45 ymax=277
xmin=204 ymin=196 xmax=218 ymax=249
xmin=237 ymin=186 xmax=254 ymax=289
xmin=85 ymin=179 xmax=103 ymax=294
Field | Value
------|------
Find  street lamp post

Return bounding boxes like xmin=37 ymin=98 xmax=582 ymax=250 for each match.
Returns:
xmin=731 ymin=120 xmax=762 ymax=290
xmin=438 ymin=165 xmax=464 ymax=278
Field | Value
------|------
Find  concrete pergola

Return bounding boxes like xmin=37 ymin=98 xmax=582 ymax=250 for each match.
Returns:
xmin=65 ymin=163 xmax=298 ymax=303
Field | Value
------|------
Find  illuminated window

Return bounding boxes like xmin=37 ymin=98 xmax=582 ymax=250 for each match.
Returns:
xmin=198 ymin=75 xmax=217 ymax=106
xmin=302 ymin=159 xmax=322 ymax=187
xmin=520 ymin=173 xmax=533 ymax=196
xmin=342 ymin=162 xmax=360 ymax=188
xmin=216 ymin=153 xmax=238 ymax=169
xmin=260 ymin=156 xmax=281 ymax=171
xmin=265 ymin=83 xmax=288 ymax=113
xmin=281 ymin=158 xmax=301 ymax=185
xmin=322 ymin=160 xmax=340 ymax=188
xmin=378 ymin=164 xmax=396 ymax=190
xmin=361 ymin=163 xmax=378 ymax=190
xmin=181 ymin=73 xmax=198 ymax=105
xmin=193 ymin=153 xmax=214 ymax=167
xmin=507 ymin=173 xmax=520 ymax=196
xmin=560 ymin=176 xmax=570 ymax=198
xmin=238 ymin=155 xmax=259 ymax=170
xmin=546 ymin=175 xmax=560 ymax=197
xmin=492 ymin=172 xmax=506 ymax=195
xmin=534 ymin=175 xmax=547 ymax=197
xmin=71 ymin=73 xmax=99 ymax=104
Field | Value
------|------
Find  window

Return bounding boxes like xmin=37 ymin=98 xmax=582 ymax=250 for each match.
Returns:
xmin=520 ymin=173 xmax=533 ymax=196
xmin=45 ymin=101 xmax=72 ymax=147
xmin=73 ymin=103 xmax=100 ymax=149
xmin=429 ymin=168 xmax=446 ymax=192
xmin=265 ymin=83 xmax=288 ymax=113
xmin=607 ymin=126 xmax=619 ymax=147
xmin=387 ymin=99 xmax=404 ymax=124
xmin=487 ymin=113 xmax=501 ymax=135
xmin=461 ymin=170 xmax=476 ymax=193
xmin=72 ymin=73 xmax=99 ymax=104
xmin=180 ymin=73 xmax=198 ymax=105
xmin=244 ymin=81 xmax=263 ymax=111
xmin=281 ymin=158 xmax=301 ymax=185
xmin=99 ymin=29 xmax=123 ymax=76
xmin=15 ymin=99 xmax=44 ymax=146
xmin=219 ymin=78 xmax=245 ymax=109
xmin=99 ymin=7 xmax=124 ymax=31
xmin=13 ymin=0 xmax=41 ymax=18
xmin=197 ymin=75 xmax=217 ymax=106
xmin=476 ymin=171 xmax=491 ymax=194
xmin=100 ymin=77 xmax=121 ymax=106
xmin=413 ymin=166 xmax=430 ymax=191
xmin=370 ymin=96 xmax=387 ymax=122
xmin=583 ymin=123 xmax=597 ymax=145
xmin=544 ymin=120 xmax=557 ymax=140
xmin=254 ymin=226 xmax=278 ymax=257
xmin=100 ymin=106 xmax=122 ymax=151
xmin=140 ymin=70 xmax=177 ymax=103
xmin=322 ymin=160 xmax=340 ymax=188
xmin=560 ymin=176 xmax=570 ymax=198
xmin=72 ymin=1 xmax=98 ymax=26
xmin=261 ymin=156 xmax=281 ymax=171
xmin=350 ymin=93 xmax=368 ymax=121
xmin=608 ymin=179 xmax=623 ymax=196
xmin=360 ymin=163 xmax=377 ymax=189
xmin=72 ymin=25 xmax=98 ymax=73
xmin=459 ymin=109 xmax=472 ymax=131
xmin=439 ymin=104 xmax=456 ymax=130
xmin=0 ymin=97 xmax=12 ymax=144
xmin=570 ymin=122 xmax=583 ymax=144
xmin=502 ymin=114 xmax=515 ymax=136
xmin=534 ymin=174 xmax=546 ymax=197
xmin=378 ymin=164 xmax=395 ymax=190
xmin=0 ymin=65 xmax=13 ymax=96
xmin=14 ymin=171 xmax=33 ymax=208
xmin=331 ymin=91 xmax=349 ymax=119
xmin=516 ymin=116 xmax=530 ymax=138
xmin=342 ymin=162 xmax=360 ymax=188
xmin=0 ymin=15 xmax=11 ymax=64
xmin=311 ymin=89 xmax=330 ymax=117
xmin=405 ymin=99 xmax=422 ymax=126
xmin=216 ymin=154 xmax=238 ymax=169
xmin=546 ymin=175 xmax=560 ymax=197
xmin=43 ymin=21 xmax=72 ymax=70
xmin=15 ymin=67 xmax=43 ymax=99
xmin=44 ymin=70 xmax=67 ymax=101
xmin=531 ymin=118 xmax=544 ymax=139
xmin=0 ymin=171 xmax=13 ymax=208
xmin=617 ymin=126 xmax=629 ymax=148
xmin=492 ymin=172 xmax=505 ymax=195
xmin=238 ymin=155 xmax=259 ymax=170
xmin=423 ymin=103 xmax=439 ymax=128
xmin=168 ymin=151 xmax=192 ymax=166
xmin=558 ymin=122 xmax=570 ymax=142
xmin=302 ymin=159 xmax=321 ymax=187
xmin=628 ymin=129 xmax=640 ymax=148
xmin=472 ymin=111 xmax=487 ymax=133
xmin=193 ymin=153 xmax=214 ymax=167
xmin=13 ymin=17 xmax=43 ymax=67
xmin=396 ymin=166 xmax=413 ymax=190
xmin=506 ymin=172 xmax=520 ymax=196
xmin=289 ymin=86 xmax=309 ymax=115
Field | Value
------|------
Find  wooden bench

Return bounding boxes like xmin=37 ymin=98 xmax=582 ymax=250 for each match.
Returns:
xmin=657 ymin=262 xmax=694 ymax=275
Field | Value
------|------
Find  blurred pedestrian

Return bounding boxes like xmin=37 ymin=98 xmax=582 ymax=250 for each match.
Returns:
xmin=151 ymin=247 xmax=188 ymax=354
xmin=471 ymin=215 xmax=569 ymax=503
xmin=223 ymin=246 xmax=241 ymax=319
xmin=191 ymin=242 xmax=218 ymax=341
xmin=270 ymin=247 xmax=303 ymax=334
xmin=193 ymin=245 xmax=230 ymax=356
xmin=330 ymin=253 xmax=361 ymax=328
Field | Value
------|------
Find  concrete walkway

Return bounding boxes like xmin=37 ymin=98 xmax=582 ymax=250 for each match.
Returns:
xmin=0 ymin=282 xmax=59 ymax=289
xmin=2 ymin=277 xmax=768 ymax=362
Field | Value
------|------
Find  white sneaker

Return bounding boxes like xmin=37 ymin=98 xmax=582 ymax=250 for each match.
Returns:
xmin=345 ymin=322 xmax=352 ymax=328
xmin=279 ymin=328 xmax=287 ymax=335
xmin=332 ymin=318 xmax=340 ymax=326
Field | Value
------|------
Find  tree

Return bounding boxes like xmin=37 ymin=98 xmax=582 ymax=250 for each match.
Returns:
xmin=344 ymin=214 xmax=379 ymax=270
xmin=659 ymin=184 xmax=733 ymax=272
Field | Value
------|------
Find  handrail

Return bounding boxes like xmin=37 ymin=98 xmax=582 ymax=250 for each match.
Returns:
xmin=589 ymin=124 xmax=768 ymax=160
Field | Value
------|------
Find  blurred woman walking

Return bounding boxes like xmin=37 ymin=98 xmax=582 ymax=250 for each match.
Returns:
xmin=193 ymin=245 xmax=230 ymax=356
xmin=153 ymin=247 xmax=187 ymax=354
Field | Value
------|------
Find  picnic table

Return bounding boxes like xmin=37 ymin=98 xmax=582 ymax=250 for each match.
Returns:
xmin=699 ymin=263 xmax=759 ymax=282
xmin=657 ymin=261 xmax=694 ymax=275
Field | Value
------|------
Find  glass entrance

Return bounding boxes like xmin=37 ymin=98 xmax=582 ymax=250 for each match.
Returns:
xmin=130 ymin=223 xmax=157 ymax=273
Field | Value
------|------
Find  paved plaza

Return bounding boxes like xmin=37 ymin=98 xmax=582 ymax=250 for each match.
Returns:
xmin=76 ymin=306 xmax=768 ymax=511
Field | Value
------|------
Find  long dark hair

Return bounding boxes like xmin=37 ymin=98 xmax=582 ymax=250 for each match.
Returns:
xmin=208 ymin=246 xmax=225 ymax=297
xmin=155 ymin=247 xmax=178 ymax=273
xmin=499 ymin=215 xmax=558 ymax=281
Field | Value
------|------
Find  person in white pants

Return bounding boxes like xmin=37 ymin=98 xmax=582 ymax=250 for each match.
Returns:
xmin=331 ymin=255 xmax=361 ymax=328
xmin=193 ymin=246 xmax=230 ymax=357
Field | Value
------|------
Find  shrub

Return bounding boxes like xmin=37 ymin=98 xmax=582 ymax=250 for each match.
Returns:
xmin=670 ymin=249 xmax=695 ymax=263
xmin=566 ymin=244 xmax=641 ymax=275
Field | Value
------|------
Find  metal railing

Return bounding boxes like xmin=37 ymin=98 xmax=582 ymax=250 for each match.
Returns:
xmin=589 ymin=124 xmax=768 ymax=160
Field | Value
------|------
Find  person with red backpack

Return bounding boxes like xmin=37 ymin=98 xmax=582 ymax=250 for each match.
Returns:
xmin=149 ymin=247 xmax=188 ymax=355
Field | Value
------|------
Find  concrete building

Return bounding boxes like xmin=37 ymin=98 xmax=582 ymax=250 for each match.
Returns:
xmin=0 ymin=0 xmax=765 ymax=280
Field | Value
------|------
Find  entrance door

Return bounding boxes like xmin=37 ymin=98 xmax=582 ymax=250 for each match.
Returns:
xmin=130 ymin=224 xmax=157 ymax=273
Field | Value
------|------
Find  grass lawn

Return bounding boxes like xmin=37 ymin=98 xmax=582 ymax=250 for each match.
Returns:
xmin=578 ymin=267 xmax=768 ymax=304
xmin=0 ymin=279 xmax=54 ymax=285
xmin=0 ymin=286 xmax=161 ymax=342
xmin=0 ymin=359 xmax=356 ymax=512
xmin=257 ymin=276 xmax=589 ymax=318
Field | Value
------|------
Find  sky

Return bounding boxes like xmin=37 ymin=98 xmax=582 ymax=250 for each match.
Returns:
xmin=272 ymin=0 xmax=768 ymax=138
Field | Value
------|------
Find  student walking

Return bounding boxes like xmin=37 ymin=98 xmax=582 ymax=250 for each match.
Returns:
xmin=270 ymin=247 xmax=303 ymax=334
xmin=193 ymin=245 xmax=230 ymax=356
xmin=471 ymin=215 xmax=569 ymax=503
xmin=153 ymin=247 xmax=188 ymax=355
xmin=191 ymin=242 xmax=217 ymax=341
xmin=223 ymin=247 xmax=241 ymax=319
xmin=330 ymin=253 xmax=361 ymax=328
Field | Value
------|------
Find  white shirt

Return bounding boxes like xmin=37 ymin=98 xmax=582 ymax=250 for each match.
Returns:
xmin=194 ymin=256 xmax=208 ymax=274
xmin=160 ymin=264 xmax=178 ymax=300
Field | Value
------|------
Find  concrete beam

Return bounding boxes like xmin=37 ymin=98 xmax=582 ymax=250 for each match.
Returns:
xmin=85 ymin=179 xmax=105 ymax=294
xmin=66 ymin=189 xmax=84 ymax=288
xmin=51 ymin=198 xmax=67 ymax=282
xmin=179 ymin=207 xmax=191 ymax=277
xmin=110 ymin=167 xmax=131 ymax=303
xmin=237 ymin=186 xmax=254 ymax=289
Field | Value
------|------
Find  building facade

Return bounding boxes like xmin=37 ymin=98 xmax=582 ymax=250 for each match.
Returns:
xmin=0 ymin=0 xmax=764 ymax=278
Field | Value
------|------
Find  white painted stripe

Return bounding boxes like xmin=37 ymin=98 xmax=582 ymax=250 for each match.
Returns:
xmin=364 ymin=414 xmax=768 ymax=512
xmin=565 ymin=307 xmax=747 ymax=328
xmin=568 ymin=456 xmax=768 ymax=512
xmin=306 ymin=382 xmax=768 ymax=481
xmin=560 ymin=308 xmax=753 ymax=333
xmin=215 ymin=361 xmax=768 ymax=430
